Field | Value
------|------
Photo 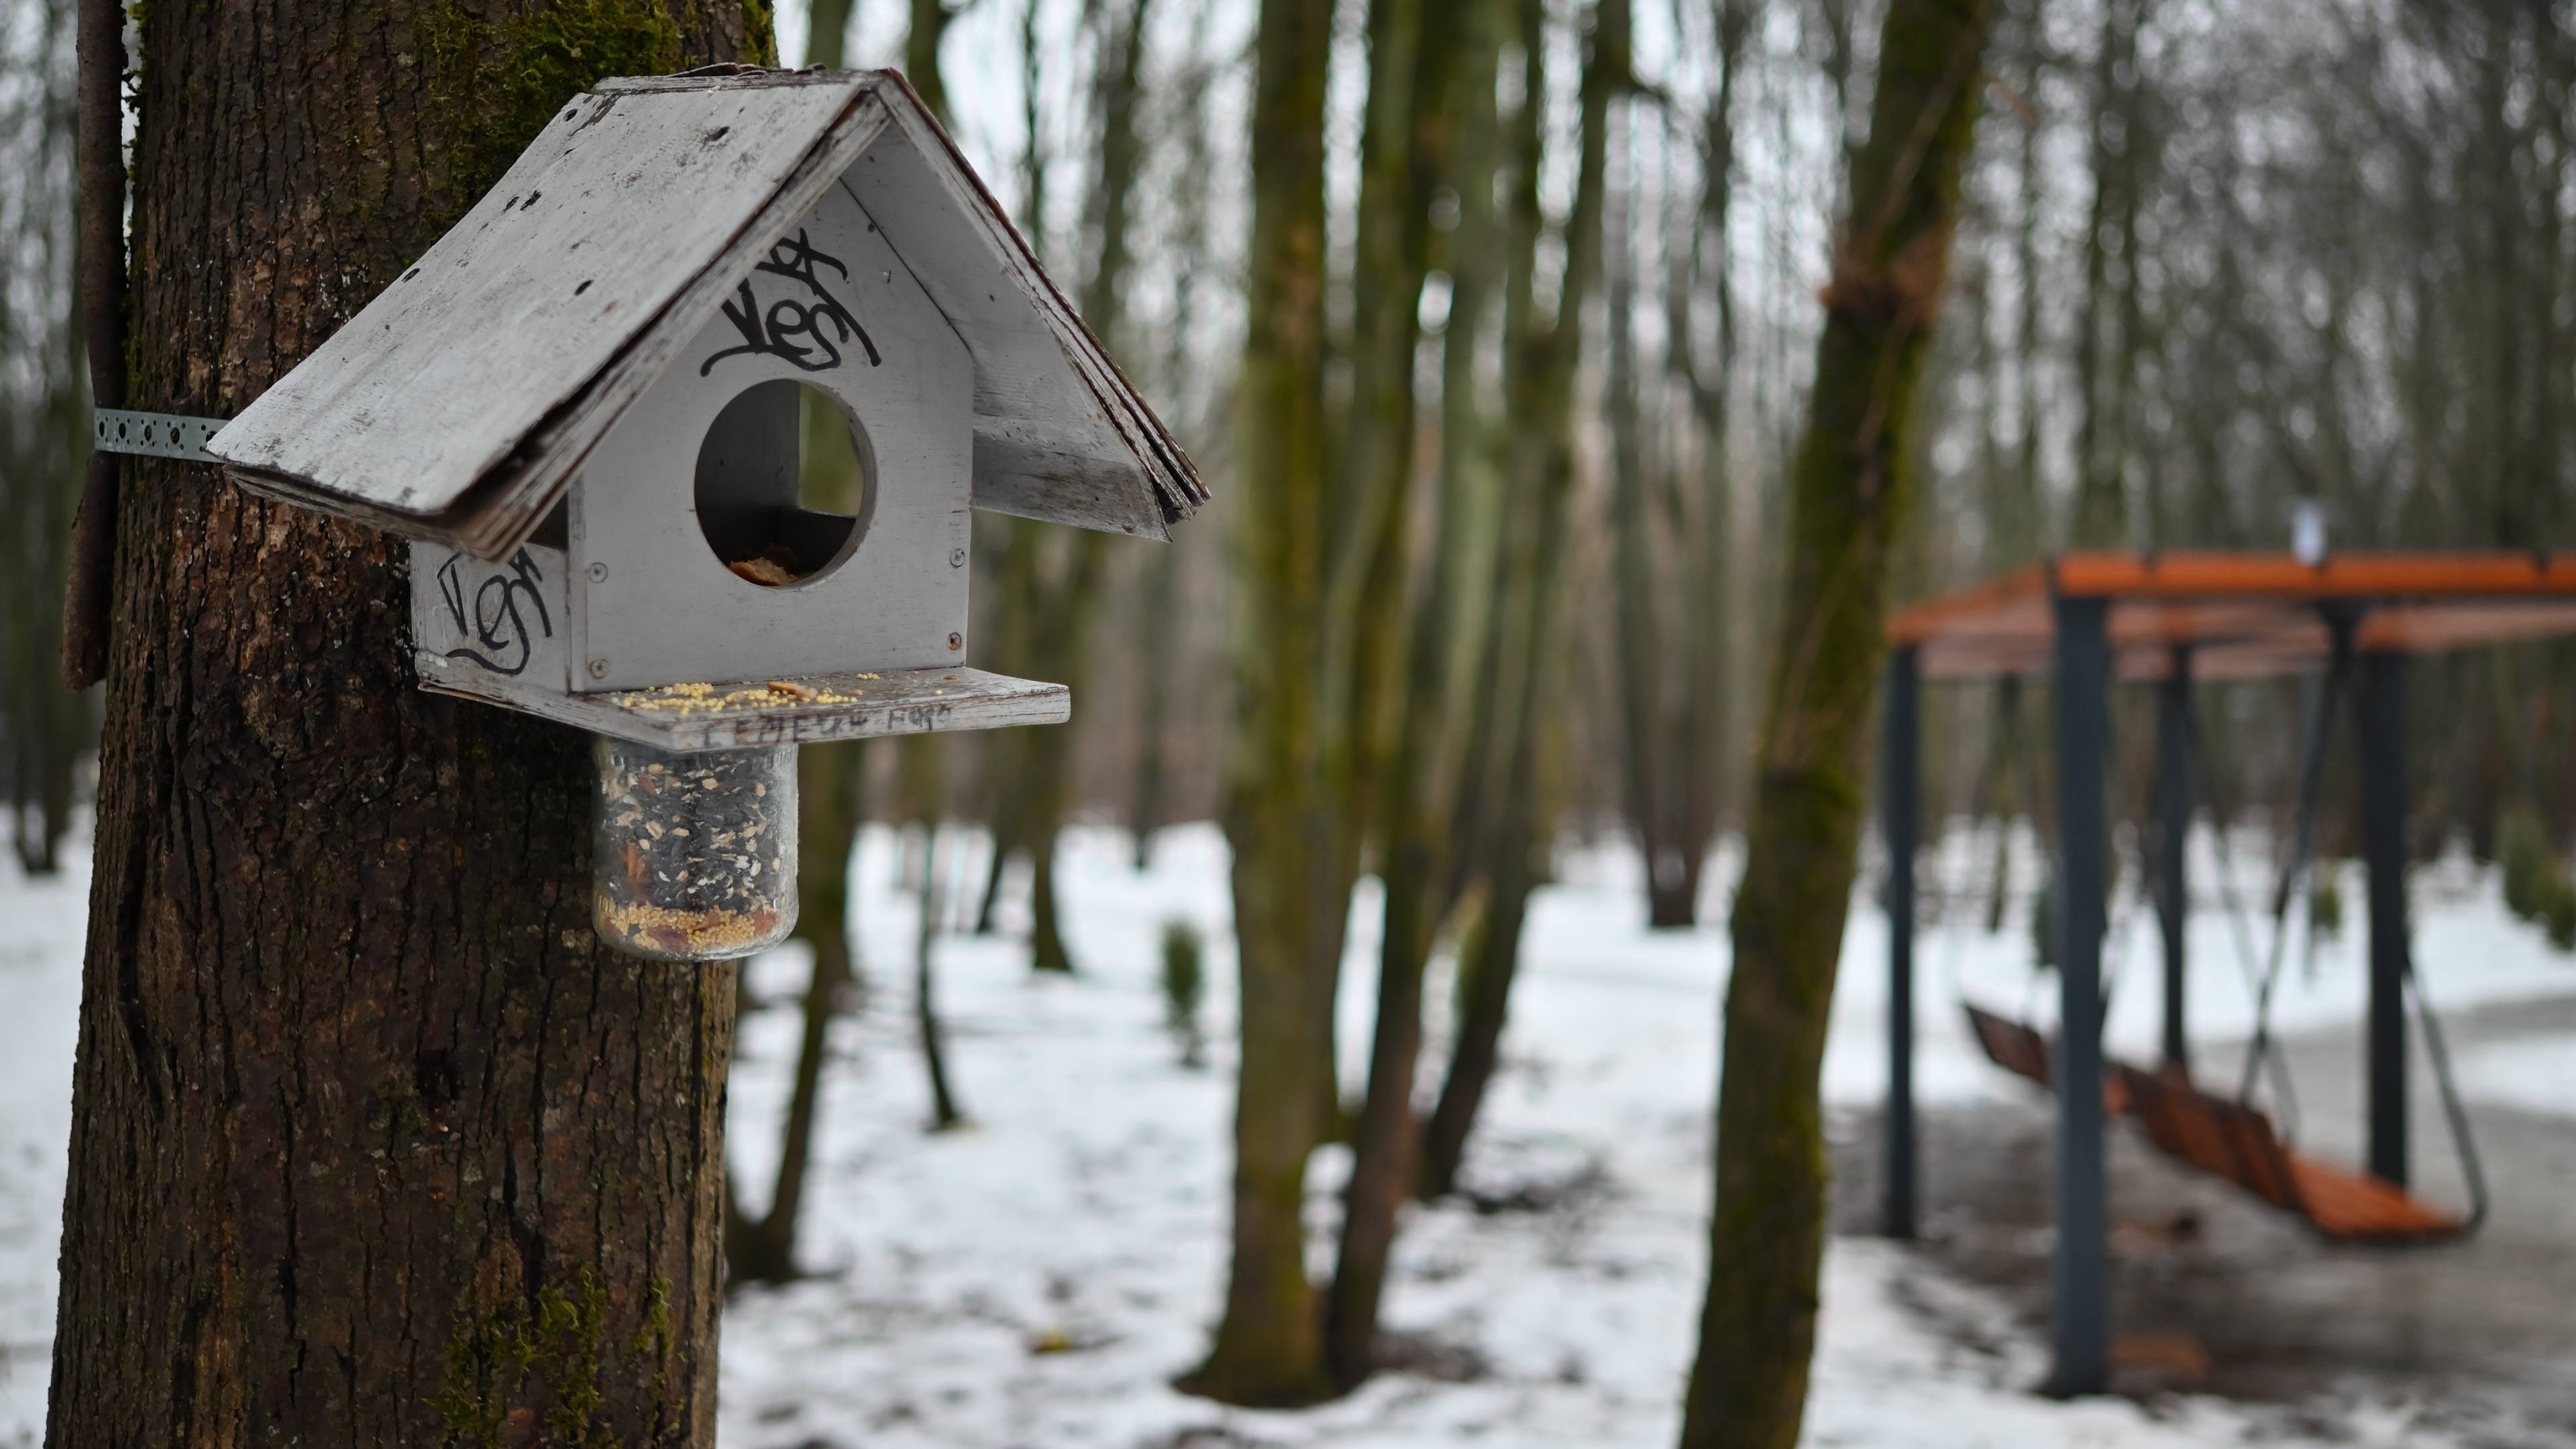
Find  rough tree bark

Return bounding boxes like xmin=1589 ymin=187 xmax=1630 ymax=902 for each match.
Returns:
xmin=1676 ymin=1 xmax=1992 ymax=1446
xmin=46 ymin=1 xmax=770 ymax=1444
xmin=1181 ymin=0 xmax=1337 ymax=1404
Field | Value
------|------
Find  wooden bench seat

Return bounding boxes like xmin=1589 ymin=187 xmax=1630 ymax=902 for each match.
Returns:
xmin=1962 ymin=1002 xmax=2133 ymax=1115
xmin=1964 ymin=1003 xmax=2055 ymax=1089
xmin=2111 ymin=1063 xmax=2465 ymax=1246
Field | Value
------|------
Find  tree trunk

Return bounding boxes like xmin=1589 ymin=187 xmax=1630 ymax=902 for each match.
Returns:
xmin=1666 ymin=0 xmax=1748 ymax=928
xmin=48 ymin=2 xmax=767 ymax=1442
xmin=913 ymin=824 xmax=969 ymax=1130
xmin=806 ymin=0 xmax=854 ymax=64
xmin=1129 ymin=539 xmax=1181 ymax=867
xmin=1010 ymin=0 xmax=1157 ymax=975
xmin=1676 ymin=1 xmax=1991 ymax=1445
xmin=1319 ymin=0 xmax=1487 ymax=1384
xmin=1414 ymin=0 xmax=1609 ymax=1203
xmin=1128 ymin=15 xmax=1220 ymax=873
xmin=2070 ymin=0 xmax=2133 ymax=550
xmin=1184 ymin=0 xmax=1337 ymax=1405
xmin=907 ymin=0 xmax=957 ymax=122
xmin=6 ymin=0 xmax=93 ymax=873
xmin=1607 ymin=113 xmax=1685 ymax=929
xmin=1417 ymin=826 xmax=1532 ymax=1197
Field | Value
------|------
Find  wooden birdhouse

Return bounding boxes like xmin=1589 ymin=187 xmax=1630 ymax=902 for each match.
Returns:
xmin=205 ymin=66 xmax=1201 ymax=960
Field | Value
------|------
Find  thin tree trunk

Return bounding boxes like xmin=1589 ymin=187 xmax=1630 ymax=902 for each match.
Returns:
xmin=1661 ymin=0 xmax=1748 ymax=925
xmin=1677 ymin=1 xmax=1992 ymax=1444
xmin=1129 ymin=19 xmax=1218 ymax=872
xmin=914 ymin=823 xmax=968 ymax=1130
xmin=1417 ymin=0 xmax=1612 ymax=1201
xmin=1320 ymin=0 xmax=1487 ymax=1383
xmin=727 ymin=734 xmax=863 ymax=1287
xmin=2012 ymin=0 xmax=2046 ymax=555
xmin=56 ymin=0 xmax=123 ymax=689
xmin=2070 ymin=0 xmax=2131 ymax=549
xmin=5 ymin=0 xmax=91 ymax=877
xmin=1417 ymin=822 xmax=1533 ymax=1197
xmin=1015 ymin=0 xmax=1157 ymax=975
xmin=47 ymin=1 xmax=765 ymax=1442
xmin=908 ymin=0 xmax=959 ymax=122
xmin=1129 ymin=539 xmax=1181 ymax=867
xmin=806 ymin=0 xmax=854 ymax=64
xmin=1609 ymin=113 xmax=1684 ymax=928
xmin=1184 ymin=0 xmax=1338 ymax=1403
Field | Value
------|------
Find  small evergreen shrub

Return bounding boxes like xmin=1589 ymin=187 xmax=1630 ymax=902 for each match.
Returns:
xmin=2309 ymin=868 xmax=2344 ymax=940
xmin=2496 ymin=806 xmax=2576 ymax=954
xmin=1448 ymin=896 xmax=1491 ymax=1029
xmin=2499 ymin=806 xmax=2553 ymax=922
xmin=2547 ymin=881 xmax=2576 ymax=953
xmin=1160 ymin=919 xmax=1207 ymax=1068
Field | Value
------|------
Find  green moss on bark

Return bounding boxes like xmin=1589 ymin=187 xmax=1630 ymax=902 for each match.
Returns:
xmin=433 ymin=1267 xmax=621 ymax=1448
xmin=416 ymin=0 xmax=685 ymax=199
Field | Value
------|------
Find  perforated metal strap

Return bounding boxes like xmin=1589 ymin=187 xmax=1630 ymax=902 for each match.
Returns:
xmin=93 ymin=408 xmax=229 ymax=463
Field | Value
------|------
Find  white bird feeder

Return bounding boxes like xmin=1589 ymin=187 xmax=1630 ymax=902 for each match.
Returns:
xmin=207 ymin=66 xmax=1201 ymax=961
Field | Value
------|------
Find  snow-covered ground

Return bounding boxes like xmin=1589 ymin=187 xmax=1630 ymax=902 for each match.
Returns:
xmin=3 ymin=818 xmax=2573 ymax=1446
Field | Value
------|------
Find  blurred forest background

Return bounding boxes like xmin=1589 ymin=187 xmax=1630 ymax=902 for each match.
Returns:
xmin=816 ymin=0 xmax=2576 ymax=892
xmin=15 ymin=0 xmax=2576 ymax=890
xmin=8 ymin=0 xmax=2576 ymax=1419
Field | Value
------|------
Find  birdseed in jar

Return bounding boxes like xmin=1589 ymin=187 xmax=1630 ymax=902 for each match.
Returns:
xmin=592 ymin=737 xmax=798 ymax=961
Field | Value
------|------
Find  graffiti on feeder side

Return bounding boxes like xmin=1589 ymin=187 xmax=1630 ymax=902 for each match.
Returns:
xmin=704 ymin=701 xmax=960 ymax=748
xmin=701 ymin=229 xmax=882 ymax=376
xmin=434 ymin=547 xmax=553 ymax=677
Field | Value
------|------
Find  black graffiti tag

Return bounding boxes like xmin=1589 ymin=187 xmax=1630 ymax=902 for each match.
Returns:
xmin=435 ymin=548 xmax=553 ymax=678
xmin=701 ymin=229 xmax=883 ymax=375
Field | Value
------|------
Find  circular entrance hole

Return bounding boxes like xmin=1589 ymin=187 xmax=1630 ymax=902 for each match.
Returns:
xmin=694 ymin=379 xmax=875 ymax=588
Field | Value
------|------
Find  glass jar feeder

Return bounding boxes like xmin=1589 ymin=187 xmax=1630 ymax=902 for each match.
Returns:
xmin=592 ymin=737 xmax=798 ymax=961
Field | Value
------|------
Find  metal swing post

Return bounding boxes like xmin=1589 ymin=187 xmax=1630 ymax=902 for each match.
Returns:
xmin=2357 ymin=643 xmax=2410 ymax=1187
xmin=2049 ymin=594 xmax=2112 ymax=1397
xmin=2156 ymin=645 xmax=2194 ymax=1071
xmin=1883 ymin=644 xmax=1923 ymax=1240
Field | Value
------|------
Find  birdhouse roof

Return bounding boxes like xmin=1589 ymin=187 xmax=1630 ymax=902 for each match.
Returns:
xmin=207 ymin=67 xmax=1203 ymax=557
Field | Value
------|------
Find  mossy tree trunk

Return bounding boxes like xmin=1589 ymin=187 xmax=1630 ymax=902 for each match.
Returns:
xmin=1319 ymin=0 xmax=1485 ymax=1385
xmin=1183 ymin=0 xmax=1338 ymax=1405
xmin=906 ymin=0 xmax=959 ymax=121
xmin=1415 ymin=0 xmax=1612 ymax=1203
xmin=46 ymin=1 xmax=769 ymax=1444
xmin=1676 ymin=2 xmax=1992 ymax=1446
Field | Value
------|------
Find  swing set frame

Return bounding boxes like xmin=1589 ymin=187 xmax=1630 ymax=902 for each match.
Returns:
xmin=1878 ymin=549 xmax=2576 ymax=1397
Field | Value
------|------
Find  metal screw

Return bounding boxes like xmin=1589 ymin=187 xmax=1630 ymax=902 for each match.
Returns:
xmin=948 ymin=547 xmax=966 ymax=568
xmin=586 ymin=561 xmax=609 ymax=583
xmin=946 ymin=633 xmax=963 ymax=651
xmin=587 ymin=658 xmax=609 ymax=679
